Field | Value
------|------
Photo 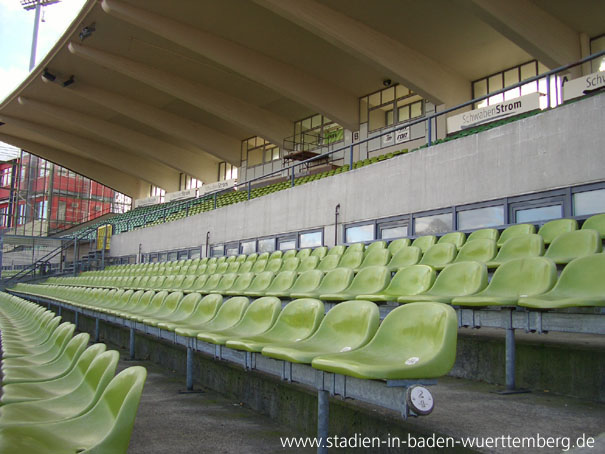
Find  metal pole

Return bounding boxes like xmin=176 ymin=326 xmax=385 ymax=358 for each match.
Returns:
xmin=129 ymin=326 xmax=135 ymax=360
xmin=73 ymin=238 xmax=78 ymax=276
xmin=505 ymin=308 xmax=515 ymax=391
xmin=247 ymin=181 xmax=251 ymax=200
xmin=290 ymin=166 xmax=295 ymax=187
xmin=348 ymin=145 xmax=354 ymax=169
xmin=317 ymin=389 xmax=329 ymax=454
xmin=546 ymin=75 xmax=551 ymax=109
xmin=427 ymin=115 xmax=433 ymax=147
xmin=186 ymin=345 xmax=194 ymax=391
xmin=29 ymin=0 xmax=42 ymax=71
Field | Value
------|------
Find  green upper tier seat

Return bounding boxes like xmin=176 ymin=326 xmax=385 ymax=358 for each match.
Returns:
xmin=438 ymin=232 xmax=466 ymax=249
xmin=356 ymin=265 xmax=435 ymax=303
xmin=320 ymin=266 xmax=390 ymax=301
xmin=411 ymin=235 xmax=437 ymax=253
xmin=453 ymin=239 xmax=497 ymax=264
xmin=497 ymin=223 xmax=536 ymax=247
xmin=538 ymin=218 xmax=578 ymax=244
xmin=581 ymin=213 xmax=605 ymax=238
xmin=261 ymin=300 xmax=380 ymax=364
xmin=486 ymin=234 xmax=544 ymax=268
xmin=543 ymin=229 xmax=602 ymax=264
xmin=311 ymin=302 xmax=457 ymax=380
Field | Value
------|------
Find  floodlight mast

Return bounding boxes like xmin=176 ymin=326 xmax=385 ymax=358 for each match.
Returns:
xmin=20 ymin=0 xmax=61 ymax=71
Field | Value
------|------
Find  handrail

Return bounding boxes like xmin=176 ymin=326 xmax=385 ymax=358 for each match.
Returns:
xmin=65 ymin=50 xmax=605 ymax=239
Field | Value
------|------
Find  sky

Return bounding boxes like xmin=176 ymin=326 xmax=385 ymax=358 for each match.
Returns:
xmin=0 ymin=0 xmax=86 ymax=159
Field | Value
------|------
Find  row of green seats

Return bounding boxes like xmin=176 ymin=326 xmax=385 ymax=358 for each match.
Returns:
xmin=0 ymin=292 xmax=146 ymax=454
xmin=9 ymin=287 xmax=458 ymax=381
xmin=15 ymin=251 xmax=605 ymax=309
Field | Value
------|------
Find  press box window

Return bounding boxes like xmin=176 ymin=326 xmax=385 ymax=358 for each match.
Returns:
xmin=225 ymin=243 xmax=239 ymax=256
xmin=278 ymin=236 xmax=297 ymax=251
xmin=167 ymin=251 xmax=178 ymax=261
xmin=573 ymin=189 xmax=605 ymax=216
xmin=515 ymin=205 xmax=562 ymax=224
xmin=240 ymin=240 xmax=256 ymax=255
xmin=299 ymin=231 xmax=323 ymax=248
xmin=258 ymin=238 xmax=276 ymax=253
xmin=457 ymin=205 xmax=505 ymax=230
xmin=210 ymin=245 xmax=224 ymax=257
xmin=345 ymin=224 xmax=374 ymax=244
xmin=378 ymin=222 xmax=408 ymax=240
xmin=414 ymin=213 xmax=452 ymax=235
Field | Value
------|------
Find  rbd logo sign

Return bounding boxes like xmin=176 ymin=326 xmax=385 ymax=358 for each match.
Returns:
xmin=382 ymin=132 xmax=394 ymax=146
xmin=134 ymin=195 xmax=161 ymax=208
xmin=395 ymin=127 xmax=410 ymax=144
xmin=447 ymin=92 xmax=542 ymax=133
xmin=563 ymin=70 xmax=605 ymax=101
xmin=199 ymin=179 xmax=236 ymax=196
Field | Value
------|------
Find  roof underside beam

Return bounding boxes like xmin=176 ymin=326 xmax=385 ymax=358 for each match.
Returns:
xmin=0 ymin=132 xmax=144 ymax=197
xmin=41 ymin=77 xmax=241 ymax=165
xmin=68 ymin=42 xmax=293 ymax=146
xmin=101 ymin=0 xmax=359 ymax=131
xmin=17 ymin=96 xmax=219 ymax=183
xmin=464 ymin=0 xmax=581 ymax=70
xmin=252 ymin=0 xmax=469 ymax=106
xmin=0 ymin=115 xmax=180 ymax=191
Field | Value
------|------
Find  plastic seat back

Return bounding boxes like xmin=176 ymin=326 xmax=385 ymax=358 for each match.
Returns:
xmin=246 ymin=271 xmax=275 ymax=293
xmin=179 ymin=275 xmax=197 ymax=290
xmin=342 ymin=266 xmax=390 ymax=296
xmin=235 ymin=254 xmax=247 ymax=263
xmin=251 ymin=298 xmax=324 ymax=342
xmin=317 ymin=255 xmax=340 ymax=271
xmin=238 ymin=261 xmax=254 ymax=273
xmin=358 ymin=249 xmax=390 ymax=269
xmin=269 ymin=251 xmax=283 ymax=260
xmin=215 ymin=263 xmax=229 ymax=274
xmin=280 ymin=257 xmax=300 ymax=272
xmin=364 ymin=241 xmax=386 ymax=256
xmin=150 ymin=291 xmax=183 ymax=318
xmin=480 ymin=257 xmax=557 ymax=297
xmin=544 ymin=229 xmax=602 ymax=264
xmin=287 ymin=270 xmax=324 ymax=294
xmin=200 ymin=273 xmax=223 ymax=292
xmin=581 ymin=213 xmax=605 ymax=238
xmin=164 ymin=292 xmax=203 ymax=322
xmin=411 ymin=235 xmax=437 ymax=253
xmin=199 ymin=296 xmax=249 ymax=331
xmin=497 ymin=223 xmax=536 ymax=247
xmin=228 ymin=296 xmax=282 ymax=334
xmin=297 ymin=256 xmax=319 ymax=273
xmin=538 ymin=218 xmax=578 ymax=244
xmin=418 ymin=243 xmax=457 ymax=268
xmin=251 ymin=259 xmax=268 ymax=273
xmin=387 ymin=238 xmax=410 ymax=256
xmin=454 ymin=239 xmax=497 ymax=263
xmin=296 ymin=248 xmax=312 ymax=259
xmin=311 ymin=246 xmax=328 ymax=259
xmin=545 ymin=254 xmax=605 ymax=298
xmin=343 ymin=243 xmax=365 ymax=256
xmin=314 ymin=268 xmax=354 ymax=294
xmin=338 ymin=251 xmax=363 ymax=269
xmin=327 ymin=245 xmax=345 ymax=256
xmin=425 ymin=261 xmax=488 ymax=297
xmin=467 ymin=228 xmax=500 ymax=242
xmin=227 ymin=272 xmax=255 ymax=294
xmin=490 ymin=234 xmax=544 ymax=264
xmin=438 ymin=232 xmax=466 ymax=249
xmin=265 ymin=271 xmax=297 ymax=293
xmin=383 ymin=265 xmax=436 ymax=297
xmin=226 ymin=262 xmax=241 ymax=274
xmin=266 ymin=258 xmax=283 ymax=273
xmin=245 ymin=253 xmax=259 ymax=262
xmin=387 ymin=246 xmax=422 ymax=270
xmin=189 ymin=274 xmax=210 ymax=292
xmin=282 ymin=250 xmax=297 ymax=260
xmin=257 ymin=252 xmax=270 ymax=261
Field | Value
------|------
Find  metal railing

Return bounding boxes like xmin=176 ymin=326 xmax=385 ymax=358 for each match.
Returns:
xmin=63 ymin=50 xmax=605 ymax=239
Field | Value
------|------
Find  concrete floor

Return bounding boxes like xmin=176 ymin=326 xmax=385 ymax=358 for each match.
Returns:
xmin=121 ymin=351 xmax=605 ymax=454
xmin=121 ymin=358 xmax=315 ymax=454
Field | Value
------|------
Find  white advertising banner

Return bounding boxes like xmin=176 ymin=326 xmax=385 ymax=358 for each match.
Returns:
xmin=134 ymin=195 xmax=161 ymax=208
xmin=199 ymin=179 xmax=237 ymax=196
xmin=165 ymin=188 xmax=197 ymax=203
xmin=447 ymin=92 xmax=542 ymax=133
xmin=563 ymin=71 xmax=605 ymax=101
xmin=394 ymin=127 xmax=411 ymax=144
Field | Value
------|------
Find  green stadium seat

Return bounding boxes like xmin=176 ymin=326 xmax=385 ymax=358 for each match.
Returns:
xmin=261 ymin=300 xmax=379 ymax=364
xmin=519 ymin=254 xmax=605 ymax=309
xmin=269 ymin=251 xmax=283 ymax=260
xmin=237 ymin=261 xmax=254 ymax=274
xmin=142 ymin=292 xmax=186 ymax=326
xmin=274 ymin=270 xmax=324 ymax=298
xmin=397 ymin=261 xmax=488 ymax=304
xmin=343 ymin=243 xmax=365 ymax=255
xmin=581 ymin=213 xmax=605 ymax=238
xmin=387 ymin=238 xmax=411 ymax=256
xmin=223 ymin=272 xmax=255 ymax=296
xmin=257 ymin=252 xmax=270 ymax=261
xmin=290 ymin=267 xmax=354 ymax=299
xmin=320 ymin=266 xmax=390 ymax=301
xmin=297 ymin=256 xmax=319 ymax=273
xmin=311 ymin=246 xmax=328 ymax=259
xmin=197 ymin=296 xmax=282 ymax=345
xmin=356 ymin=265 xmax=435 ymax=303
xmin=0 ymin=344 xmax=107 ymax=406
xmin=364 ymin=241 xmax=386 ymax=256
xmin=543 ymin=229 xmax=602 ymax=264
xmin=175 ymin=296 xmax=248 ymax=338
xmin=467 ymin=228 xmax=500 ymax=242
xmin=317 ymin=254 xmax=341 ymax=271
xmin=207 ymin=273 xmax=239 ymax=295
xmin=452 ymin=257 xmax=557 ymax=307
xmin=258 ymin=271 xmax=298 ymax=297
xmin=418 ymin=243 xmax=457 ymax=270
xmin=386 ymin=246 xmax=422 ymax=271
xmin=2 ymin=322 xmax=75 ymax=368
xmin=0 ymin=350 xmax=119 ymax=425
xmin=453 ymin=239 xmax=497 ymax=263
xmin=0 ymin=366 xmax=147 ymax=454
xmin=242 ymin=271 xmax=276 ymax=297
xmin=438 ymin=231 xmax=466 ymax=249
xmin=296 ymin=248 xmax=313 ymax=259
xmin=311 ymin=302 xmax=457 ymax=379
xmin=117 ymin=291 xmax=163 ymax=320
xmin=486 ymin=234 xmax=544 ymax=268
xmin=155 ymin=293 xmax=203 ymax=330
xmin=197 ymin=273 xmax=224 ymax=294
xmin=356 ymin=249 xmax=391 ymax=270
xmin=160 ymin=294 xmax=222 ymax=333
xmin=538 ymin=218 xmax=578 ymax=244
xmin=251 ymin=259 xmax=268 ymax=273
xmin=497 ymin=223 xmax=536 ymax=247
xmin=411 ymin=235 xmax=437 ymax=253
xmin=280 ymin=257 xmax=300 ymax=272
xmin=327 ymin=245 xmax=346 ymax=256
xmin=185 ymin=274 xmax=210 ymax=293
xmin=282 ymin=250 xmax=297 ymax=260
xmin=337 ymin=251 xmax=364 ymax=269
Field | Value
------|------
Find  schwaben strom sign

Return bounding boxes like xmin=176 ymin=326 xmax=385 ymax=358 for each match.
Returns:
xmin=447 ymin=92 xmax=541 ymax=133
xmin=563 ymin=70 xmax=605 ymax=101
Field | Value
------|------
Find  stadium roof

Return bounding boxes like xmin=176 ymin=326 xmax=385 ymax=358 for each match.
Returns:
xmin=0 ymin=0 xmax=603 ymax=197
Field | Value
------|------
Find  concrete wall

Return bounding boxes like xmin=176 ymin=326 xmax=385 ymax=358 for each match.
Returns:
xmin=110 ymin=94 xmax=605 ymax=257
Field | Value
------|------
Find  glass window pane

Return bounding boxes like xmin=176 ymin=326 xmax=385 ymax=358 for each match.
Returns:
xmin=396 ymin=85 xmax=409 ymax=98
xmin=159 ymin=253 xmax=168 ymax=262
xmin=521 ymin=62 xmax=537 ymax=81
xmin=380 ymin=225 xmax=408 ymax=240
xmin=457 ymin=206 xmax=505 ymax=230
xmin=211 ymin=245 xmax=224 ymax=257
xmin=414 ymin=213 xmax=452 ymax=235
xmin=410 ymin=102 xmax=422 ymax=118
xmin=574 ymin=189 xmax=605 ymax=216
xmin=382 ymin=87 xmax=395 ymax=103
xmin=504 ymin=68 xmax=519 ymax=87
xmin=258 ymin=238 xmax=275 ymax=253
xmin=386 ymin=109 xmax=394 ymax=126
xmin=369 ymin=109 xmax=386 ymax=131
xmin=226 ymin=247 xmax=239 ymax=256
xmin=345 ymin=224 xmax=374 ymax=243
xmin=360 ymin=97 xmax=368 ymax=123
xmin=248 ymin=148 xmax=263 ymax=167
xmin=278 ymin=239 xmax=296 ymax=251
xmin=311 ymin=114 xmax=322 ymax=128
xmin=398 ymin=106 xmax=410 ymax=122
xmin=299 ymin=231 xmax=322 ymax=248
xmin=189 ymin=249 xmax=201 ymax=259
xmin=368 ymin=92 xmax=380 ymax=108
xmin=516 ymin=205 xmax=562 ymax=223
xmin=240 ymin=241 xmax=256 ymax=254
xmin=167 ymin=251 xmax=178 ymax=261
